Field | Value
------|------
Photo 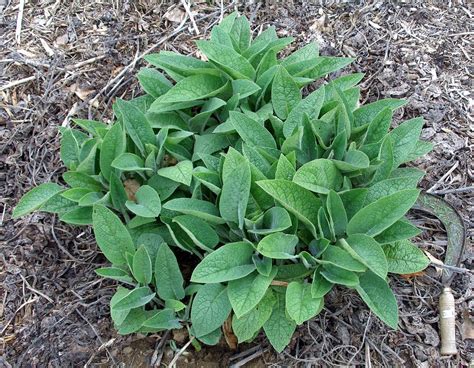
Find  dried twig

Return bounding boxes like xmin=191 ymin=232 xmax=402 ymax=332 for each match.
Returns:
xmin=0 ymin=75 xmax=36 ymax=91
xmin=15 ymin=0 xmax=25 ymax=44
xmin=181 ymin=0 xmax=200 ymax=35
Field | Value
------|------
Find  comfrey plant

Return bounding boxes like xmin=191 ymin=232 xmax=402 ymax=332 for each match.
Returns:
xmin=14 ymin=12 xmax=433 ymax=352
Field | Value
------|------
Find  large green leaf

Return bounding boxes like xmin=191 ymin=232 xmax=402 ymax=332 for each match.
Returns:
xmin=219 ymin=148 xmax=251 ymax=228
xmin=342 ymin=234 xmax=388 ymax=279
xmin=125 ymin=185 xmax=161 ymax=218
xmin=191 ymin=242 xmax=256 ymax=283
xmin=257 ymin=179 xmax=321 ymax=236
xmin=196 ymin=40 xmax=256 ymax=80
xmin=92 ymin=205 xmax=135 ymax=265
xmin=383 ymin=240 xmax=429 ymax=274
xmin=272 ymin=66 xmax=301 ymax=119
xmin=356 ymin=271 xmax=398 ymax=329
xmin=293 ymin=159 xmax=343 ymax=194
xmin=232 ymin=290 xmax=276 ymax=343
xmin=155 ymin=243 xmax=185 ymax=300
xmin=13 ymin=183 xmax=63 ymax=218
xmin=157 ymin=74 xmax=226 ymax=104
xmin=286 ymin=281 xmax=323 ymax=325
xmin=191 ymin=283 xmax=232 ymax=337
xmin=228 ymin=269 xmax=276 ymax=318
xmin=347 ymin=189 xmax=420 ymax=236
xmin=157 ymin=160 xmax=193 ymax=185
xmin=257 ymin=233 xmax=299 ymax=259
xmin=116 ymin=99 xmax=155 ymax=155
xmin=263 ymin=292 xmax=296 ymax=353
xmin=229 ymin=111 xmax=276 ymax=149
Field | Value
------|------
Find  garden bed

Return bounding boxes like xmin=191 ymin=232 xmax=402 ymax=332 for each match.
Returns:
xmin=1 ymin=1 xmax=472 ymax=366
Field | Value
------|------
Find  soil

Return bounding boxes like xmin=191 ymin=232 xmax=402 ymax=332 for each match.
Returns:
xmin=1 ymin=1 xmax=472 ymax=367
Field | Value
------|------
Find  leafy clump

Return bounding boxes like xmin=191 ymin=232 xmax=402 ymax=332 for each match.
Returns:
xmin=13 ymin=12 xmax=432 ymax=352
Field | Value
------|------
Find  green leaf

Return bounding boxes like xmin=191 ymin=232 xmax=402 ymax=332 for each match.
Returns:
xmin=63 ymin=171 xmax=102 ymax=191
xmin=365 ymin=108 xmax=392 ymax=144
xmin=110 ymin=171 xmax=128 ymax=215
xmin=191 ymin=283 xmax=232 ymax=337
xmin=365 ymin=174 xmax=422 ymax=204
xmin=356 ymin=271 xmax=398 ymax=329
xmin=113 ymin=286 xmax=155 ymax=311
xmin=196 ymin=40 xmax=256 ymax=80
xmin=272 ymin=66 xmax=301 ymax=119
xmin=155 ymin=243 xmax=185 ymax=300
xmin=59 ymin=206 xmax=93 ymax=225
xmin=247 ymin=207 xmax=292 ymax=235
xmin=173 ymin=215 xmax=219 ymax=252
xmin=275 ymin=154 xmax=296 ymax=181
xmin=60 ymin=128 xmax=81 ymax=168
xmin=320 ymin=264 xmax=359 ymax=287
xmin=320 ymin=245 xmax=366 ymax=272
xmin=286 ymin=281 xmax=323 ymax=325
xmin=100 ymin=123 xmax=126 ymax=181
xmin=326 ymin=190 xmax=347 ymax=237
xmin=92 ymin=205 xmax=135 ymax=265
xmin=111 ymin=287 xmax=131 ymax=325
xmin=116 ymin=99 xmax=155 ymax=156
xmin=116 ymin=309 xmax=151 ymax=334
xmin=305 ymin=56 xmax=354 ymax=79
xmin=374 ymin=219 xmax=421 ymax=244
xmin=390 ymin=117 xmax=424 ymax=168
xmin=311 ymin=268 xmax=333 ymax=298
xmin=125 ymin=185 xmax=161 ymax=218
xmin=382 ymin=240 xmax=429 ymax=274
xmin=228 ymin=269 xmax=277 ymax=318
xmin=283 ymin=86 xmax=325 ymax=138
xmin=257 ymin=179 xmax=321 ymax=236
xmin=404 ymin=140 xmax=434 ymax=163
xmin=163 ymin=198 xmax=225 ymax=224
xmin=41 ymin=193 xmax=77 ymax=214
xmin=157 ymin=74 xmax=226 ymax=104
xmin=333 ymin=150 xmax=370 ymax=172
xmin=293 ymin=159 xmax=343 ymax=194
xmin=339 ymin=188 xmax=368 ymax=220
xmin=342 ymin=234 xmax=388 ymax=279
xmin=142 ymin=308 xmax=181 ymax=330
xmin=132 ymin=245 xmax=152 ymax=284
xmin=137 ymin=68 xmax=172 ymax=98
xmin=219 ymin=148 xmax=251 ymax=228
xmin=144 ymin=51 xmax=214 ymax=79
xmin=230 ymin=15 xmax=251 ymax=52
xmin=257 ymin=232 xmax=299 ymax=259
xmin=112 ymin=153 xmax=152 ymax=172
xmin=13 ymin=183 xmax=63 ymax=218
xmin=229 ymin=111 xmax=276 ymax=149
xmin=347 ymin=189 xmax=420 ymax=236
xmin=157 ymin=160 xmax=193 ymax=186
xmin=232 ymin=79 xmax=261 ymax=99
xmin=191 ymin=242 xmax=256 ymax=283
xmin=263 ymin=292 xmax=296 ymax=353
xmin=95 ymin=267 xmax=134 ymax=283
xmin=232 ymin=290 xmax=276 ymax=343
xmin=61 ymin=187 xmax=93 ymax=202
xmin=353 ymin=98 xmax=406 ymax=128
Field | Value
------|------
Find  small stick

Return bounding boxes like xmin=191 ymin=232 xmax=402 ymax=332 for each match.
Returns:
xmin=432 ymin=186 xmax=474 ymax=195
xmin=181 ymin=0 xmax=200 ymax=35
xmin=65 ymin=54 xmax=106 ymax=70
xmin=16 ymin=0 xmax=25 ymax=44
xmin=271 ymin=280 xmax=289 ymax=286
xmin=0 ymin=75 xmax=36 ymax=91
xmin=169 ymin=337 xmax=194 ymax=367
xmin=427 ymin=161 xmax=459 ymax=193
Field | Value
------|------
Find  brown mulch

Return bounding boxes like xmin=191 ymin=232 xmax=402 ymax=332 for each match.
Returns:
xmin=1 ymin=1 xmax=472 ymax=367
